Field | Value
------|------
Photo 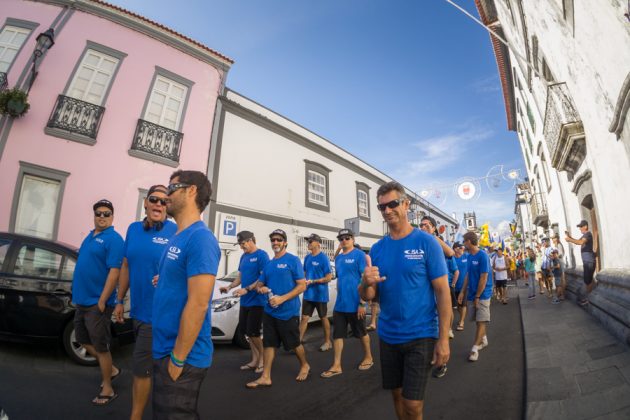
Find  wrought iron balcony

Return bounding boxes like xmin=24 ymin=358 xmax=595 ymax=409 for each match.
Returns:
xmin=0 ymin=72 xmax=7 ymax=91
xmin=530 ymin=192 xmax=549 ymax=228
xmin=130 ymin=119 xmax=182 ymax=163
xmin=46 ymin=94 xmax=105 ymax=139
xmin=542 ymin=82 xmax=586 ymax=174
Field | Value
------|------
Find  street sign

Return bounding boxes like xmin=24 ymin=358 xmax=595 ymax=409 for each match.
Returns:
xmin=218 ymin=213 xmax=240 ymax=242
xmin=344 ymin=217 xmax=360 ymax=236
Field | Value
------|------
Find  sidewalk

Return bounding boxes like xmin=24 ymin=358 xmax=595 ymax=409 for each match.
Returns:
xmin=517 ymin=280 xmax=630 ymax=419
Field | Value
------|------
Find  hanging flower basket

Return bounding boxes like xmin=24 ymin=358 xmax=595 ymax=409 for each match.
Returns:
xmin=0 ymin=88 xmax=30 ymax=118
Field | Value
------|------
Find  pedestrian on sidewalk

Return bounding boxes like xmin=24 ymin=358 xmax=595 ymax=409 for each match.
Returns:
xmin=550 ymin=249 xmax=564 ymax=304
xmin=541 ymin=238 xmax=554 ymax=298
xmin=114 ymin=185 xmax=177 ymax=419
xmin=453 ymin=242 xmax=469 ymax=331
xmin=299 ymin=233 xmax=333 ymax=352
xmin=72 ymin=199 xmax=124 ymax=406
xmin=535 ymin=243 xmax=545 ymax=295
xmin=246 ymin=229 xmax=310 ymax=389
xmin=360 ymin=181 xmax=451 ymax=420
xmin=458 ymin=231 xmax=493 ymax=362
xmin=321 ymin=229 xmax=373 ymax=379
xmin=219 ymin=230 xmax=270 ymax=373
xmin=565 ymin=220 xmax=597 ymax=305
xmin=492 ymin=248 xmax=509 ymax=304
xmin=525 ymin=247 xmax=537 ymax=299
xmin=152 ymin=171 xmax=220 ymax=419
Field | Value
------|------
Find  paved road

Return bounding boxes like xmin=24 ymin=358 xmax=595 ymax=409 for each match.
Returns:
xmin=0 ymin=289 xmax=523 ymax=419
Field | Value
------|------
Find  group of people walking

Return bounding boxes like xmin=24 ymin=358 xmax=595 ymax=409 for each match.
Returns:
xmin=70 ymin=172 xmax=515 ymax=420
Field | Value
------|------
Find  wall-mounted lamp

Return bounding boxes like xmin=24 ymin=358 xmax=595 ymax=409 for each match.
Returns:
xmin=27 ymin=28 xmax=55 ymax=93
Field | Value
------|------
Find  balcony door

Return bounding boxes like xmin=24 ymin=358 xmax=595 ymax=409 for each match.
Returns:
xmin=67 ymin=49 xmax=119 ymax=106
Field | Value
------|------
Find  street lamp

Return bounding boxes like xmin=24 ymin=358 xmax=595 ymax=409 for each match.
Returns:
xmin=27 ymin=28 xmax=55 ymax=93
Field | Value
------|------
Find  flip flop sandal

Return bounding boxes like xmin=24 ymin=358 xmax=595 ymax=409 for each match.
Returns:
xmin=255 ymin=365 xmax=264 ymax=374
xmin=456 ymin=325 xmax=464 ymax=331
xmin=320 ymin=370 xmax=342 ymax=378
xmin=319 ymin=343 xmax=332 ymax=352
xmin=92 ymin=393 xmax=118 ymax=406
xmin=240 ymin=364 xmax=257 ymax=371
xmin=246 ymin=381 xmax=272 ymax=389
xmin=358 ymin=362 xmax=374 ymax=371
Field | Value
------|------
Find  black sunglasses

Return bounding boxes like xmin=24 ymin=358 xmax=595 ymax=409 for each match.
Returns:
xmin=270 ymin=237 xmax=284 ymax=243
xmin=377 ymin=199 xmax=402 ymax=211
xmin=94 ymin=211 xmax=112 ymax=218
xmin=148 ymin=196 xmax=168 ymax=206
xmin=167 ymin=183 xmax=190 ymax=196
xmin=339 ymin=236 xmax=352 ymax=241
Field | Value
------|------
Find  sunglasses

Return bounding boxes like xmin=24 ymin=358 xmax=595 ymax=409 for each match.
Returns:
xmin=148 ymin=196 xmax=168 ymax=206
xmin=270 ymin=237 xmax=284 ymax=243
xmin=94 ymin=211 xmax=112 ymax=218
xmin=339 ymin=236 xmax=352 ymax=241
xmin=420 ymin=223 xmax=432 ymax=228
xmin=167 ymin=183 xmax=190 ymax=196
xmin=377 ymin=199 xmax=402 ymax=211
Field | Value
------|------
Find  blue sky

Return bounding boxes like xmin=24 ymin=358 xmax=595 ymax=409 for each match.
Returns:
xmin=112 ymin=0 xmax=525 ymax=229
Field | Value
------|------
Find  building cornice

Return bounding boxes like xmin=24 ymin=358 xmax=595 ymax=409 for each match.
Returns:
xmin=31 ymin=0 xmax=234 ymax=71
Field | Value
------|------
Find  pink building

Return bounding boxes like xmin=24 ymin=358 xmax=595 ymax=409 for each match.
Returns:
xmin=0 ymin=0 xmax=233 ymax=246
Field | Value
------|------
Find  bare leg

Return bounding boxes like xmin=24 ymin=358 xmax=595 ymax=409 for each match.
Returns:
xmin=391 ymin=388 xmax=424 ymax=420
xmin=321 ymin=317 xmax=332 ymax=348
xmin=299 ymin=315 xmax=310 ymax=343
xmin=247 ymin=347 xmax=274 ymax=387
xmin=293 ymin=344 xmax=310 ymax=381
xmin=130 ymin=376 xmax=151 ymax=420
xmin=474 ymin=322 xmax=487 ymax=347
xmin=250 ymin=336 xmax=264 ymax=368
xmin=458 ymin=305 xmax=467 ymax=328
xmin=359 ymin=334 xmax=373 ymax=366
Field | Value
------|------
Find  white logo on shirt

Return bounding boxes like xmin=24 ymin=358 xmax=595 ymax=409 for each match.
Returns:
xmin=472 ymin=260 xmax=479 ymax=266
xmin=167 ymin=246 xmax=181 ymax=260
xmin=250 ymin=257 xmax=258 ymax=262
xmin=344 ymin=259 xmax=355 ymax=264
xmin=403 ymin=249 xmax=424 ymax=260
xmin=277 ymin=263 xmax=287 ymax=269
xmin=312 ymin=261 xmax=320 ymax=266
xmin=95 ymin=238 xmax=104 ymax=244
xmin=153 ymin=237 xmax=169 ymax=245
xmin=462 ymin=258 xmax=468 ymax=263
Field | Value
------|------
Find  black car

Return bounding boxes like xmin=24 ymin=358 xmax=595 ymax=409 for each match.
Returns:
xmin=0 ymin=232 xmax=134 ymax=365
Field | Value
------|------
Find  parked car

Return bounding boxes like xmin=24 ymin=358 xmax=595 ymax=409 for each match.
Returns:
xmin=0 ymin=232 xmax=134 ymax=366
xmin=211 ymin=265 xmax=337 ymax=348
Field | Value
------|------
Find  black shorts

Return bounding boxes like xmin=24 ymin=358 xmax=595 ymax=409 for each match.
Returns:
xmin=74 ymin=304 xmax=113 ymax=353
xmin=332 ymin=311 xmax=366 ymax=340
xmin=583 ymin=261 xmax=596 ymax=285
xmin=495 ymin=280 xmax=507 ymax=288
xmin=262 ymin=313 xmax=300 ymax=351
xmin=152 ymin=357 xmax=208 ymax=420
xmin=239 ymin=305 xmax=264 ymax=337
xmin=132 ymin=320 xmax=153 ymax=377
xmin=302 ymin=300 xmax=328 ymax=318
xmin=380 ymin=337 xmax=435 ymax=401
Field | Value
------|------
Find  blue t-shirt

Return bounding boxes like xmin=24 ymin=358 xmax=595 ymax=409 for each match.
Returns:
xmin=259 ymin=253 xmax=305 ymax=320
xmin=72 ymin=226 xmax=124 ymax=307
xmin=303 ymin=252 xmax=332 ymax=303
xmin=123 ymin=220 xmax=177 ymax=324
xmin=334 ymin=248 xmax=366 ymax=313
xmin=454 ymin=253 xmax=469 ymax=292
xmin=238 ymin=249 xmax=270 ymax=307
xmin=466 ymin=249 xmax=493 ymax=301
xmin=446 ymin=256 xmax=458 ymax=284
xmin=152 ymin=221 xmax=220 ymax=368
xmin=369 ymin=229 xmax=448 ymax=344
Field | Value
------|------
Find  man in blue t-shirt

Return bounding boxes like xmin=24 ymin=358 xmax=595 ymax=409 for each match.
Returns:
xmin=246 ymin=229 xmax=309 ymax=389
xmin=321 ymin=228 xmax=373 ymax=379
xmin=113 ymin=185 xmax=176 ymax=420
xmin=458 ymin=231 xmax=493 ymax=362
xmin=360 ymin=182 xmax=451 ymax=420
xmin=453 ymin=242 xmax=469 ymax=331
xmin=151 ymin=170 xmax=220 ymax=419
xmin=299 ymin=233 xmax=333 ymax=352
xmin=72 ymin=199 xmax=124 ymax=406
xmin=219 ymin=230 xmax=269 ymax=373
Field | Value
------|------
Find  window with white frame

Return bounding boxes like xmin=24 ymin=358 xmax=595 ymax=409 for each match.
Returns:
xmin=308 ymin=170 xmax=327 ymax=206
xmin=144 ymin=75 xmax=187 ymax=130
xmin=358 ymin=190 xmax=368 ymax=217
xmin=0 ymin=25 xmax=30 ymax=73
xmin=14 ymin=175 xmax=61 ymax=239
xmin=67 ymin=49 xmax=119 ymax=105
xmin=304 ymin=160 xmax=331 ymax=212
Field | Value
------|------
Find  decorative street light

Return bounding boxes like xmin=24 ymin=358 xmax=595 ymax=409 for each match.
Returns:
xmin=27 ymin=28 xmax=55 ymax=92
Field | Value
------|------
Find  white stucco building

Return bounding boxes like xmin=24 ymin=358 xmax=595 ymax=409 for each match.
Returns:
xmin=206 ymin=89 xmax=458 ymax=276
xmin=476 ymin=0 xmax=630 ymax=343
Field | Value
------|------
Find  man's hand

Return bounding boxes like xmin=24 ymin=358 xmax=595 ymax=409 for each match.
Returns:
xmin=97 ymin=299 xmax=106 ymax=313
xmin=357 ymin=305 xmax=366 ymax=320
xmin=219 ymin=286 xmax=230 ymax=294
xmin=431 ymin=338 xmax=450 ymax=367
xmin=457 ymin=291 xmax=464 ymax=305
xmin=362 ymin=266 xmax=386 ymax=287
xmin=258 ymin=286 xmax=270 ymax=294
xmin=168 ymin=359 xmax=184 ymax=382
xmin=269 ymin=295 xmax=284 ymax=308
xmin=113 ymin=303 xmax=124 ymax=323
xmin=232 ymin=288 xmax=247 ymax=297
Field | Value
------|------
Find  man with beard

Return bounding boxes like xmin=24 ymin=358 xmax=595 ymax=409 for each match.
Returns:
xmin=151 ymin=170 xmax=220 ymax=419
xmin=246 ymin=229 xmax=310 ymax=388
xmin=361 ymin=181 xmax=451 ymax=420
xmin=114 ymin=185 xmax=177 ymax=420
